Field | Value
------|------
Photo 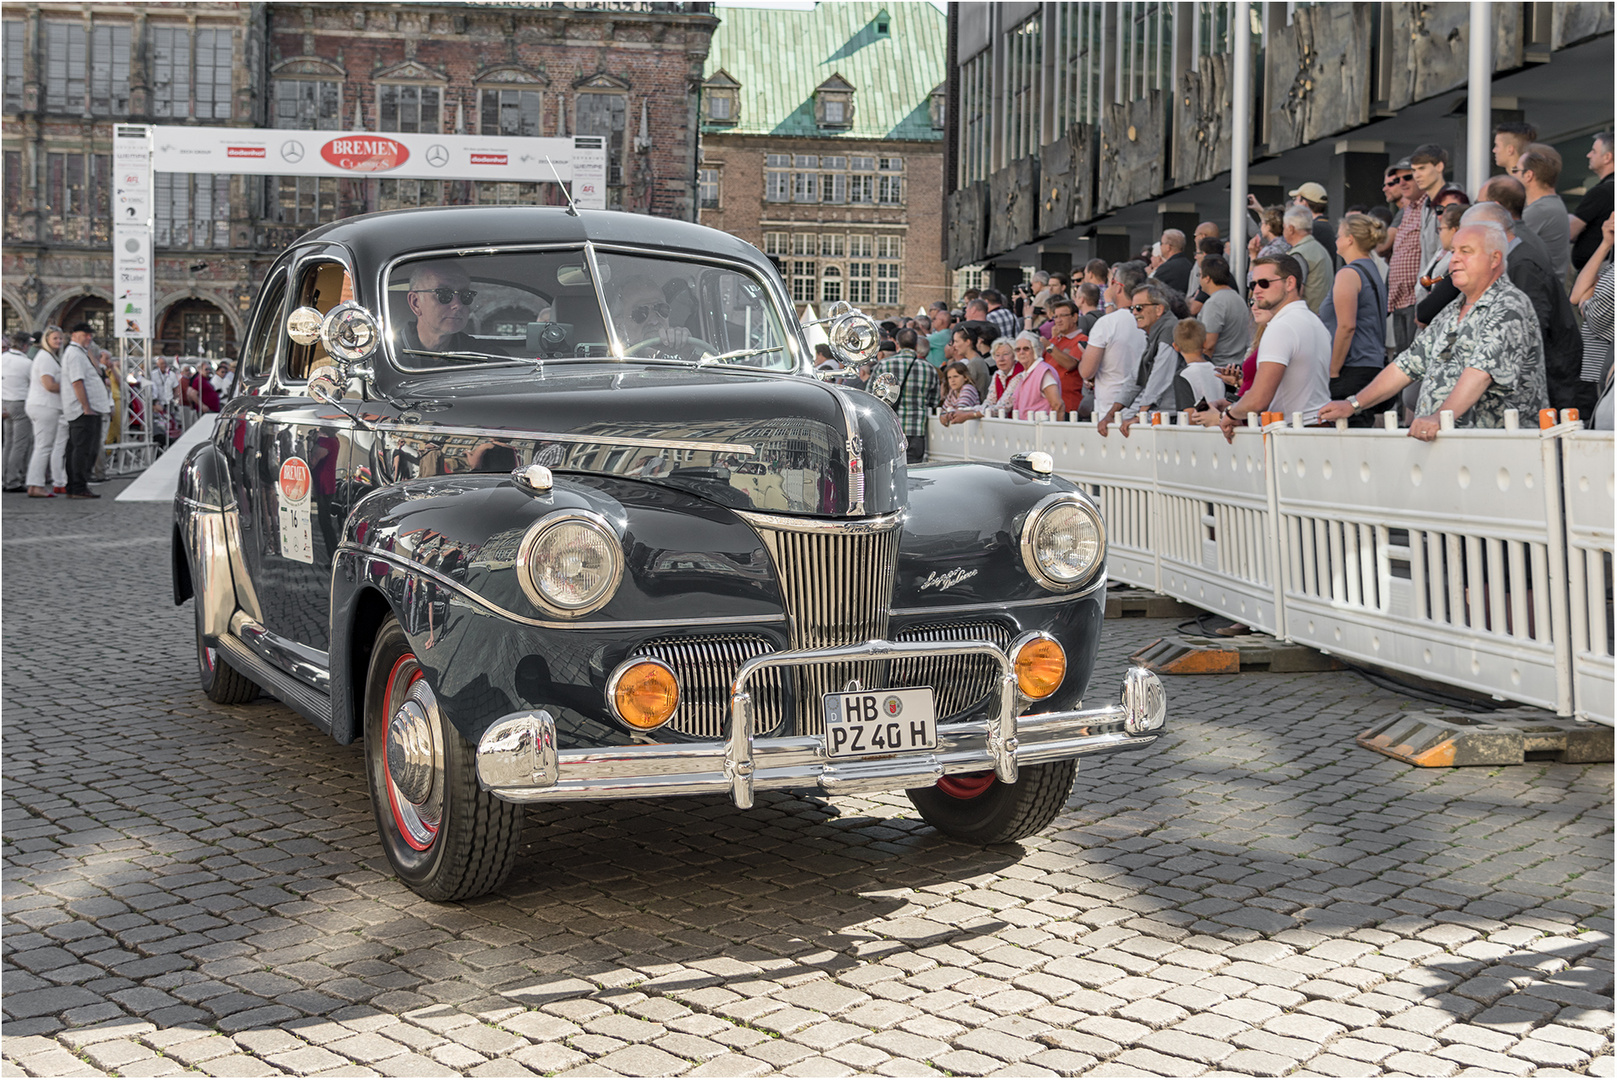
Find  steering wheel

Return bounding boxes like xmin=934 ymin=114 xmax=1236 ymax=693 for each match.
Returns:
xmin=626 ymin=335 xmax=720 ymax=359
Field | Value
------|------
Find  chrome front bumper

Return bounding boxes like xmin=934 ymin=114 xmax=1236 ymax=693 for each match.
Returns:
xmin=475 ymin=638 xmax=1167 ymax=808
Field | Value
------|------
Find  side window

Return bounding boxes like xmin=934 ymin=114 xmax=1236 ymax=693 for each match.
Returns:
xmin=239 ymin=270 xmax=287 ymax=386
xmin=285 ymin=259 xmax=353 ymax=382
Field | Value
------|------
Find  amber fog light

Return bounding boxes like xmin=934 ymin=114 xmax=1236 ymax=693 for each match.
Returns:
xmin=1012 ymin=633 xmax=1066 ymax=700
xmin=608 ymin=658 xmax=680 ymax=731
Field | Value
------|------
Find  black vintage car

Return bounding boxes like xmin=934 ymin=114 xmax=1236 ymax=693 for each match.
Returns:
xmin=173 ymin=206 xmax=1166 ymax=901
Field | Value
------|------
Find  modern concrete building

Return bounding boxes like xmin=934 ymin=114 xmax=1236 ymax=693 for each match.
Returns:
xmin=943 ymin=2 xmax=1613 ymax=284
xmin=697 ymin=1 xmax=951 ymax=319
xmin=1 ymin=2 xmax=717 ymax=354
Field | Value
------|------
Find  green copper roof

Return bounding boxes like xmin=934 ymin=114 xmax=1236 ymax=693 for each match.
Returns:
xmin=703 ymin=2 xmax=945 ymax=141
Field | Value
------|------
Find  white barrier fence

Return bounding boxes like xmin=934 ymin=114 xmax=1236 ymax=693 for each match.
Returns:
xmin=931 ymin=412 xmax=1614 ymax=725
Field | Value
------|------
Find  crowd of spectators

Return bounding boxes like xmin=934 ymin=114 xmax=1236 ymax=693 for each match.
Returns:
xmin=873 ymin=127 xmax=1613 ymax=458
xmin=0 ymin=325 xmax=233 ymax=498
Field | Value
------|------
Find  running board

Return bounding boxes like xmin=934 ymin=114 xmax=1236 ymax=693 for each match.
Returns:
xmin=215 ymin=634 xmax=334 ymax=734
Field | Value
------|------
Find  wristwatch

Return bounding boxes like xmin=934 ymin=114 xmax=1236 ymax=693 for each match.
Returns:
xmin=1348 ymin=394 xmax=1363 ymax=414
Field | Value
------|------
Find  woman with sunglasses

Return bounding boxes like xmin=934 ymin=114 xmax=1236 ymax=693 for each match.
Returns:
xmin=1008 ymin=331 xmax=1065 ymax=419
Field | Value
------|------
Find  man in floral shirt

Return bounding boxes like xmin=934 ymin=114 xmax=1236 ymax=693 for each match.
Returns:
xmin=1319 ymin=222 xmax=1546 ymax=440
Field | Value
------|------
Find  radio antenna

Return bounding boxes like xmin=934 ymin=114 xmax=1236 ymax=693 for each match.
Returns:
xmin=545 ymin=156 xmax=579 ymax=216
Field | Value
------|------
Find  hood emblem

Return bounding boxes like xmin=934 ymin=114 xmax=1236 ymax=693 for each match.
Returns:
xmin=918 ymin=567 xmax=979 ymax=592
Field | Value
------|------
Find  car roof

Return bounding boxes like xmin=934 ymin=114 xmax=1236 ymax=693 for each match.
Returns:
xmin=297 ymin=206 xmax=770 ymax=270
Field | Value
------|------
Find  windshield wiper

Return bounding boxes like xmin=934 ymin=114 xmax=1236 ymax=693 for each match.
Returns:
xmin=696 ymin=345 xmax=786 ymax=367
xmin=400 ymin=347 xmax=515 ymax=364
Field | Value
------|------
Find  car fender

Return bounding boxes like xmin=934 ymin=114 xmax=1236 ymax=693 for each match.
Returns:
xmin=328 ymin=472 xmax=784 ymax=746
xmin=172 ymin=441 xmax=239 ymax=642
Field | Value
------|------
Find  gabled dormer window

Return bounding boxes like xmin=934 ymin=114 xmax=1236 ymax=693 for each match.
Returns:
xmin=875 ymin=9 xmax=891 ymax=37
xmin=814 ymin=73 xmax=854 ymax=130
xmin=703 ymin=69 xmax=740 ymax=125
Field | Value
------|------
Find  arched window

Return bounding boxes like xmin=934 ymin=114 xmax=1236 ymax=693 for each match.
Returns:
xmin=820 ymin=265 xmax=843 ymax=304
xmin=56 ymin=296 xmax=113 ymax=343
xmin=156 ymin=298 xmax=236 ymax=358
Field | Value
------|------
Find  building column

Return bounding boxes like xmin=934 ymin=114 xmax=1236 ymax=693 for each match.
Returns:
xmin=1330 ymin=140 xmax=1388 ymax=220
xmin=1465 ymin=1 xmax=1491 ymax=196
xmin=1036 ymin=245 xmax=1071 ymax=278
xmin=1092 ymin=227 xmax=1132 ymax=265
xmin=989 ymin=264 xmax=1023 ymax=298
xmin=1156 ymin=202 xmax=1199 ymax=243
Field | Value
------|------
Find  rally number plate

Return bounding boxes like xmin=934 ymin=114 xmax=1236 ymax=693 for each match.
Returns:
xmin=823 ymin=687 xmax=937 ymax=758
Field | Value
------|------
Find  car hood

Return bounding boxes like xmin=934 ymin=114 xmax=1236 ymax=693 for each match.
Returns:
xmin=371 ymin=364 xmax=909 ymax=517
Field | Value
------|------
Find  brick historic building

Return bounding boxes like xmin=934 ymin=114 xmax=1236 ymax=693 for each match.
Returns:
xmin=696 ymin=2 xmax=949 ymax=321
xmin=1 ymin=2 xmax=716 ymax=355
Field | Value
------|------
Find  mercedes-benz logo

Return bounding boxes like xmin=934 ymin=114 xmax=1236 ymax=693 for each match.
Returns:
xmin=280 ymin=140 xmax=305 ymax=163
xmin=425 ymin=145 xmax=449 ymax=168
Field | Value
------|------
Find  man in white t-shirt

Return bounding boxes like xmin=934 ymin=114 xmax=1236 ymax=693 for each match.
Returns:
xmin=2 ymin=332 xmax=35 ymax=492
xmin=59 ymin=322 xmax=111 ymax=498
xmin=1081 ymin=264 xmax=1148 ymax=435
xmin=1217 ymin=254 xmax=1331 ymax=440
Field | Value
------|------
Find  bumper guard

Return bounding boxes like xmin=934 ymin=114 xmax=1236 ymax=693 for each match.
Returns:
xmin=476 ymin=638 xmax=1167 ymax=807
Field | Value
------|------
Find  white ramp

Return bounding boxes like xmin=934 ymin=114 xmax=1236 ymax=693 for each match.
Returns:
xmin=116 ymin=415 xmax=218 ymax=502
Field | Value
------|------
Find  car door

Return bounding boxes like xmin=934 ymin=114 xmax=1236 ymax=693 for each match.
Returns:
xmin=237 ymin=249 xmax=357 ymax=686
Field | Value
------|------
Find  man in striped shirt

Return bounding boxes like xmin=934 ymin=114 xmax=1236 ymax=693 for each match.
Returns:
xmin=1387 ymin=144 xmax=1448 ymax=355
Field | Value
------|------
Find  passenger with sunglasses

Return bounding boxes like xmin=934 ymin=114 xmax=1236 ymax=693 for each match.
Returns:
xmin=403 ymin=261 xmax=490 ymax=357
xmin=612 ymin=275 xmax=692 ymax=357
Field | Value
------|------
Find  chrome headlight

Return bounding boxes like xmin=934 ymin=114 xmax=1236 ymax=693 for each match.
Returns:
xmin=516 ymin=510 xmax=623 ymax=617
xmin=1020 ymin=493 xmax=1105 ymax=591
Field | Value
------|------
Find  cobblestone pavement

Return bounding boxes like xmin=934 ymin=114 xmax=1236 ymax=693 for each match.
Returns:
xmin=3 ymin=490 xmax=1612 ymax=1078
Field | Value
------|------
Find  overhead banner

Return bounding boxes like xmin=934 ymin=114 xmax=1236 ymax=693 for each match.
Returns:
xmin=149 ymin=125 xmax=585 ymax=183
xmin=112 ymin=124 xmax=154 ymax=340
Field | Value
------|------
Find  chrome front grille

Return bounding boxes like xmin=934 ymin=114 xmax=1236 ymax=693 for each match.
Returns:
xmin=893 ymin=621 xmax=1012 ymax=718
xmin=636 ymin=620 xmax=1011 ymax=741
xmin=637 ymin=635 xmax=785 ymax=739
xmin=738 ymin=510 xmax=901 ymax=736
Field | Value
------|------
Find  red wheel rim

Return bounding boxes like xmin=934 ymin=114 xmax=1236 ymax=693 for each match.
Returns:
xmin=937 ymin=772 xmax=996 ymax=799
xmin=383 ymin=654 xmax=438 ymax=852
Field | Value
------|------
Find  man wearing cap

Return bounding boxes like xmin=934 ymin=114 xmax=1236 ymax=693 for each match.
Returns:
xmin=2 ymin=331 xmax=35 ymax=492
xmin=59 ymin=321 xmax=109 ymax=499
xmin=1290 ymin=182 xmax=1338 ymax=262
xmin=1387 ymin=144 xmax=1449 ymax=354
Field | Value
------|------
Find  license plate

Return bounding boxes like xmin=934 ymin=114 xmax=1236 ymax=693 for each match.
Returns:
xmin=823 ymin=687 xmax=937 ymax=758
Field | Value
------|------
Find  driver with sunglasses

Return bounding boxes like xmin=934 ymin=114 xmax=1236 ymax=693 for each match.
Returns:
xmin=611 ymin=276 xmax=692 ymax=357
xmin=404 ymin=261 xmax=498 ymax=357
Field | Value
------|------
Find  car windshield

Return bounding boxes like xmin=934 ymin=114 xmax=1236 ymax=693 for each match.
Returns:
xmin=387 ymin=248 xmax=796 ymax=371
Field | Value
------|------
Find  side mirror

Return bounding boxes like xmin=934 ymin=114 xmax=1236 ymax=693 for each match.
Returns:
xmin=868 ymin=371 xmax=899 ymax=406
xmin=287 ymin=306 xmax=323 ymax=346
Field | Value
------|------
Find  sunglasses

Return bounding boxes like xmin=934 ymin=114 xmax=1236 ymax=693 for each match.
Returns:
xmin=1250 ymin=276 xmax=1281 ymax=290
xmin=411 ymin=287 xmax=477 ymax=305
xmin=1129 ymin=303 xmax=1160 ymax=313
xmin=629 ymin=302 xmax=672 ymax=323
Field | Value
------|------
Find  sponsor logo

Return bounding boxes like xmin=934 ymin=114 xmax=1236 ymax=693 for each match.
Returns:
xmin=469 ymin=153 xmax=507 ymax=166
xmin=320 ymin=136 xmax=408 ymax=172
xmin=425 ymin=144 xmax=449 ymax=167
xmin=227 ymin=146 xmax=267 ymax=159
xmin=917 ymin=567 xmax=979 ymax=592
